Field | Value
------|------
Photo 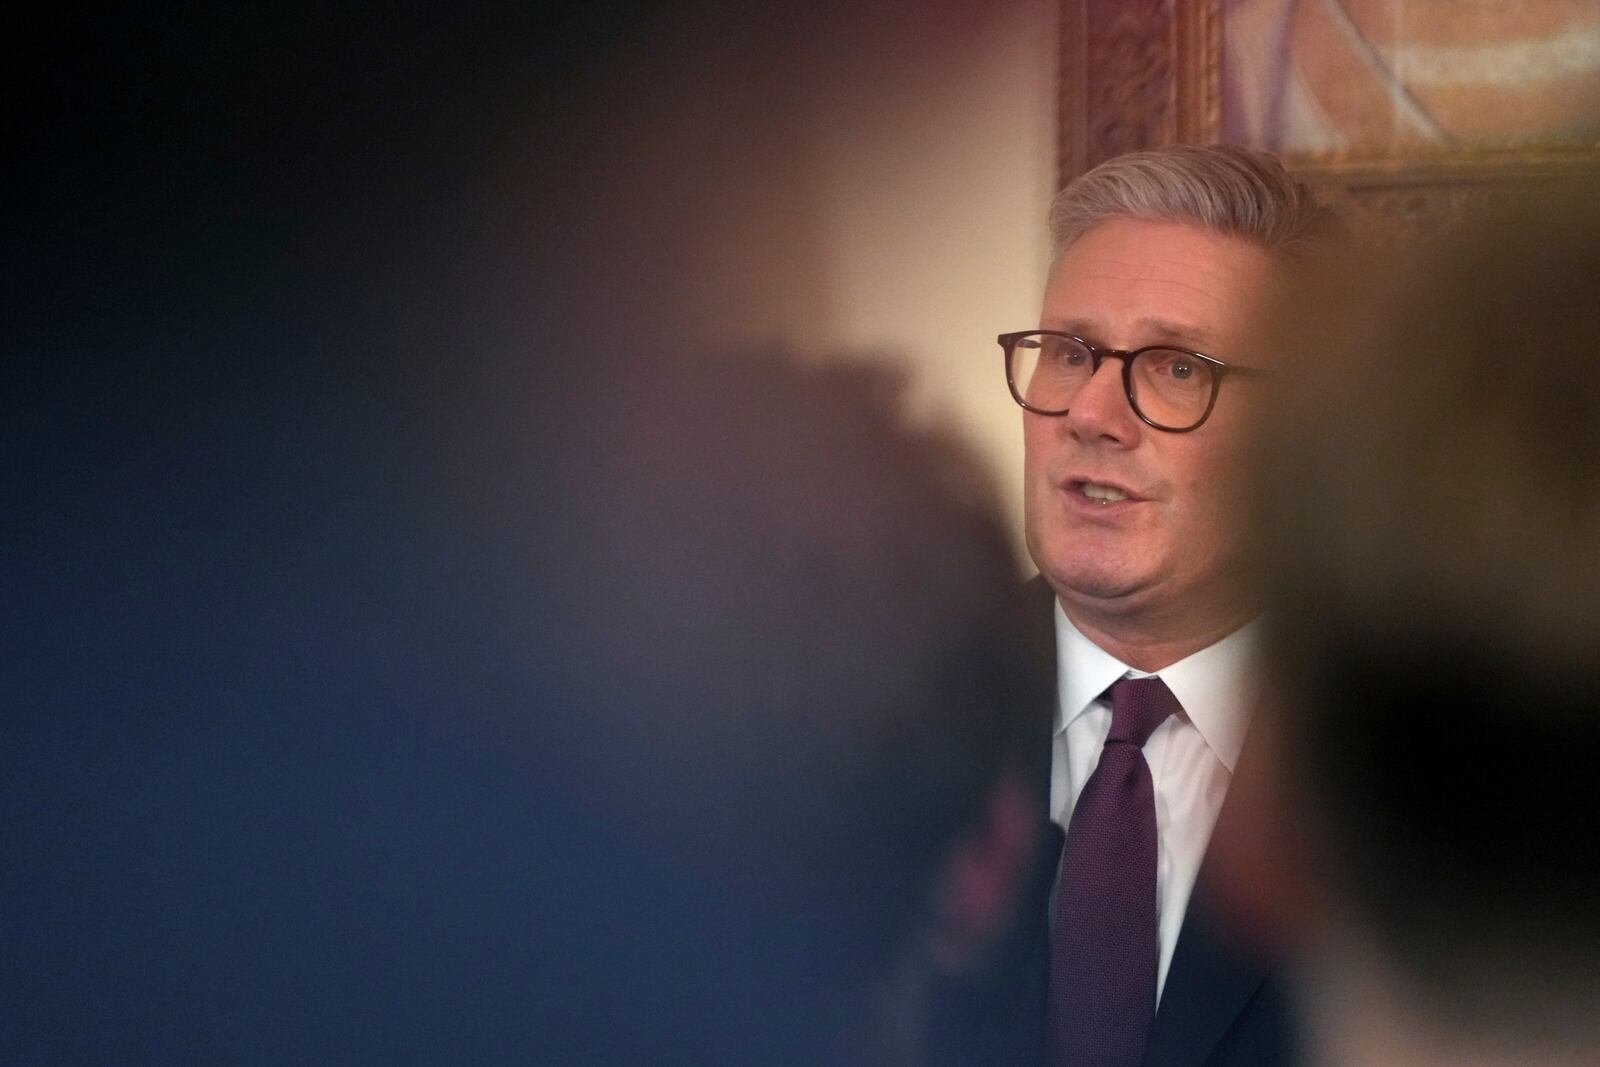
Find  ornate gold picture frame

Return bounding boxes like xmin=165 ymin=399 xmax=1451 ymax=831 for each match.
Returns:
xmin=1059 ymin=0 xmax=1600 ymax=241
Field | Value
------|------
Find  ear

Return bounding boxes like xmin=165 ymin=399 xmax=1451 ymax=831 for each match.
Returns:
xmin=926 ymin=772 xmax=1040 ymax=972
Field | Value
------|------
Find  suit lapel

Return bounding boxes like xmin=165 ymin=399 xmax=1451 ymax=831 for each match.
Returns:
xmin=1022 ymin=575 xmax=1059 ymax=807
xmin=1141 ymin=730 xmax=1276 ymax=1067
xmin=1141 ymin=883 xmax=1269 ymax=1067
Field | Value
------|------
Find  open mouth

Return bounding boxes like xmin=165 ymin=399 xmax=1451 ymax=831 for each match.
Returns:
xmin=1071 ymin=480 xmax=1133 ymax=504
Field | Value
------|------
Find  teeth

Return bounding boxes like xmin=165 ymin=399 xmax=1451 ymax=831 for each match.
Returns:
xmin=1080 ymin=482 xmax=1129 ymax=503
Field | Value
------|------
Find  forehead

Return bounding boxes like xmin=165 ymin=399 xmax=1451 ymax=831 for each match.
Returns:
xmin=1041 ymin=217 xmax=1278 ymax=355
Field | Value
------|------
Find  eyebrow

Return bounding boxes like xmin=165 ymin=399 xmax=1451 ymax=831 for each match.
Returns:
xmin=1040 ymin=317 xmax=1220 ymax=353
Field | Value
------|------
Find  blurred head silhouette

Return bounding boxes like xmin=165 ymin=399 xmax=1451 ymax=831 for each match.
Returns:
xmin=538 ymin=349 xmax=1050 ymax=1063
xmin=1249 ymin=178 xmax=1600 ymax=1066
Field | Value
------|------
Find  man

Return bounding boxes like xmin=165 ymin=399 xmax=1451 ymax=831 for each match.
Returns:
xmin=995 ymin=144 xmax=1333 ymax=1066
xmin=1248 ymin=181 xmax=1600 ymax=1067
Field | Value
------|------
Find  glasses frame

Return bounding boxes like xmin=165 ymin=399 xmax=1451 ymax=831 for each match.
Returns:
xmin=997 ymin=329 xmax=1265 ymax=433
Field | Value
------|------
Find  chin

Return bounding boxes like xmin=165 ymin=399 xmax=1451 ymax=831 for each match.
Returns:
xmin=1029 ymin=521 xmax=1133 ymax=587
xmin=1041 ymin=558 xmax=1154 ymax=607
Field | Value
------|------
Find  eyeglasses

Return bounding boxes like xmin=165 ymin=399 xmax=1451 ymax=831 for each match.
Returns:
xmin=997 ymin=330 xmax=1265 ymax=433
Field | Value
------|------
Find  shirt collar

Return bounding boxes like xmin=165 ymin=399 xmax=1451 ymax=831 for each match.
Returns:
xmin=1053 ymin=599 xmax=1259 ymax=772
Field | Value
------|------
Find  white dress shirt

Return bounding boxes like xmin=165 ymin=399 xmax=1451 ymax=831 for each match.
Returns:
xmin=1050 ymin=600 xmax=1259 ymax=1003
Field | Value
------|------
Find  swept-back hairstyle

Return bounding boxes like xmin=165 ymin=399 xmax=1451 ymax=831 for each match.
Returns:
xmin=1049 ymin=143 xmax=1333 ymax=260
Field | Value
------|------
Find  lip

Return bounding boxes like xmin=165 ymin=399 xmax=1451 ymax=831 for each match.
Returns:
xmin=1058 ymin=476 xmax=1147 ymax=502
xmin=1053 ymin=476 xmax=1150 ymax=519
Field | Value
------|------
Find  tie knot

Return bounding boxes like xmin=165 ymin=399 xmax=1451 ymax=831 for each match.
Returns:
xmin=1107 ymin=676 xmax=1180 ymax=748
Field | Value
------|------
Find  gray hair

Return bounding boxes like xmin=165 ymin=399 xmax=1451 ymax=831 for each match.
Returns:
xmin=1049 ymin=143 xmax=1332 ymax=260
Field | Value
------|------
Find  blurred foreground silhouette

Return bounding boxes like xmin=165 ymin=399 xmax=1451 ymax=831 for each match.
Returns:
xmin=6 ymin=5 xmax=1047 ymax=1062
xmin=1245 ymin=177 xmax=1600 ymax=1067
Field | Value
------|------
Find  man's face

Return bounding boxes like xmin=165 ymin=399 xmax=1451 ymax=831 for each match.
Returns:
xmin=1023 ymin=216 xmax=1278 ymax=632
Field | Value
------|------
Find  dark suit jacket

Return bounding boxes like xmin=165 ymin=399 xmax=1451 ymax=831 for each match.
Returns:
xmin=927 ymin=578 xmax=1299 ymax=1067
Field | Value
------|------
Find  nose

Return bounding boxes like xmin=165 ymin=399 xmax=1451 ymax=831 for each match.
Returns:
xmin=1061 ymin=357 xmax=1142 ymax=447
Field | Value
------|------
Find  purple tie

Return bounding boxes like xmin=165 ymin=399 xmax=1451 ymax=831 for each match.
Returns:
xmin=1048 ymin=676 xmax=1180 ymax=1067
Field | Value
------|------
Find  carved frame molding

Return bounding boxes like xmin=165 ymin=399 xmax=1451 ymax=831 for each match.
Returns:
xmin=1059 ymin=0 xmax=1221 ymax=179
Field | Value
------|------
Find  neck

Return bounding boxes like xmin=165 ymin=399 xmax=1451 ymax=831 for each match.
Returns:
xmin=1059 ymin=599 xmax=1252 ymax=672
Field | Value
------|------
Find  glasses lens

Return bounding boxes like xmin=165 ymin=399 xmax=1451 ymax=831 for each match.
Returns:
xmin=1010 ymin=333 xmax=1093 ymax=413
xmin=1130 ymin=348 xmax=1215 ymax=429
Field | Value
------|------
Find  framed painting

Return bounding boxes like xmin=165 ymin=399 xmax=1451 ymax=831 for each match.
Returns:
xmin=1059 ymin=0 xmax=1600 ymax=240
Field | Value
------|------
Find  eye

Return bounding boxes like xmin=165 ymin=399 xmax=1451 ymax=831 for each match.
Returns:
xmin=1146 ymin=350 xmax=1202 ymax=382
xmin=1032 ymin=337 xmax=1088 ymax=367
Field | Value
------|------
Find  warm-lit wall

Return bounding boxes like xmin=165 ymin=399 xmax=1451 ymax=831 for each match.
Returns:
xmin=551 ymin=0 xmax=1057 ymax=556
xmin=799 ymin=0 xmax=1057 ymax=555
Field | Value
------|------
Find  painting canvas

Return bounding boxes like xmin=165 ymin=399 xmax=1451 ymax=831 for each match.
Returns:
xmin=1222 ymin=0 xmax=1600 ymax=159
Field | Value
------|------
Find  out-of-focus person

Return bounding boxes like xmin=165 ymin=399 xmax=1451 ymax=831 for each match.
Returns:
xmin=6 ymin=5 xmax=1050 ymax=1063
xmin=1247 ymin=180 xmax=1600 ymax=1067
xmin=539 ymin=350 xmax=1051 ymax=1064
xmin=987 ymin=143 xmax=1337 ymax=1067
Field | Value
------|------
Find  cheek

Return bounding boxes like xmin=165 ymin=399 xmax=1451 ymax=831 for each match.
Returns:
xmin=1021 ymin=423 xmax=1064 ymax=554
xmin=1167 ymin=449 xmax=1248 ymax=562
xmin=1157 ymin=442 xmax=1221 ymax=522
xmin=1021 ymin=429 xmax=1046 ymax=489
xmin=1022 ymin=414 xmax=1059 ymax=473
